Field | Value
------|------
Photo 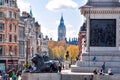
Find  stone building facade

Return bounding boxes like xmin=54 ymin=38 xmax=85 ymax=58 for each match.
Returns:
xmin=0 ymin=0 xmax=19 ymax=71
xmin=19 ymin=11 xmax=37 ymax=65
xmin=78 ymin=22 xmax=86 ymax=57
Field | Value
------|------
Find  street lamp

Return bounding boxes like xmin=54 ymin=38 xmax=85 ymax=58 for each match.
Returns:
xmin=10 ymin=51 xmax=13 ymax=69
xmin=32 ymin=47 xmax=34 ymax=57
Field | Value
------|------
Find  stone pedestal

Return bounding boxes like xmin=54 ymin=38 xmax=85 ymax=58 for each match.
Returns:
xmin=72 ymin=0 xmax=120 ymax=74
xmin=71 ymin=51 xmax=120 ymax=74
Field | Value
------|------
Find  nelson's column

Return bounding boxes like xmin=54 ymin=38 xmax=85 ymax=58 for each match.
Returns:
xmin=71 ymin=0 xmax=120 ymax=74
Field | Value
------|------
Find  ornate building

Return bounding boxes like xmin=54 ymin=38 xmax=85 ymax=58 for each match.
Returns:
xmin=66 ymin=38 xmax=78 ymax=45
xmin=19 ymin=11 xmax=37 ymax=65
xmin=58 ymin=15 xmax=66 ymax=41
xmin=78 ymin=22 xmax=86 ymax=56
xmin=0 ymin=0 xmax=19 ymax=71
xmin=35 ymin=21 xmax=41 ymax=54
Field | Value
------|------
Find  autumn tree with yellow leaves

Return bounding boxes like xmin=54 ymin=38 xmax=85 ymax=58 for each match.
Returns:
xmin=48 ymin=40 xmax=78 ymax=61
xmin=66 ymin=45 xmax=78 ymax=63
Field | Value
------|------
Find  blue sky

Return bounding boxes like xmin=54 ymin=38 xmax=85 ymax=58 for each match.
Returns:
xmin=17 ymin=0 xmax=87 ymax=41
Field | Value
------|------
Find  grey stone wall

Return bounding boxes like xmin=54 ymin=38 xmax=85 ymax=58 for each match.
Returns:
xmin=22 ymin=73 xmax=120 ymax=80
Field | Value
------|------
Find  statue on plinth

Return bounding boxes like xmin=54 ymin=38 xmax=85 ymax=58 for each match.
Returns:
xmin=24 ymin=54 xmax=59 ymax=73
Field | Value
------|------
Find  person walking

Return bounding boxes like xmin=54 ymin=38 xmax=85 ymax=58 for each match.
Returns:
xmin=0 ymin=70 xmax=2 ymax=80
xmin=102 ymin=62 xmax=105 ymax=73
xmin=12 ymin=71 xmax=17 ymax=80
xmin=2 ymin=71 xmax=7 ymax=80
xmin=58 ymin=61 xmax=62 ymax=72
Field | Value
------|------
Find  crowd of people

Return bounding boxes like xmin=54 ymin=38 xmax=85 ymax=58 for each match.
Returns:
xmin=93 ymin=67 xmax=113 ymax=75
xmin=0 ymin=69 xmax=22 ymax=80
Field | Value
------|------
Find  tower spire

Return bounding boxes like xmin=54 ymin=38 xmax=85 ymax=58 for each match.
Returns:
xmin=30 ymin=5 xmax=33 ymax=17
xmin=60 ymin=13 xmax=64 ymax=23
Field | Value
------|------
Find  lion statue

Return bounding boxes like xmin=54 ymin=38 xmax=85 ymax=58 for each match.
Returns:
xmin=25 ymin=54 xmax=59 ymax=73
xmin=31 ymin=54 xmax=44 ymax=73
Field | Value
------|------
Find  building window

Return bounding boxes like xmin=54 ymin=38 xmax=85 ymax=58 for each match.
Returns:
xmin=0 ymin=23 xmax=4 ymax=30
xmin=9 ymin=35 xmax=12 ymax=42
xmin=14 ymin=25 xmax=16 ymax=32
xmin=9 ymin=24 xmax=12 ymax=31
xmin=0 ymin=12 xmax=3 ymax=17
xmin=0 ymin=46 xmax=2 ymax=56
xmin=9 ymin=11 xmax=12 ymax=18
xmin=0 ymin=34 xmax=2 ymax=42
xmin=12 ymin=0 xmax=15 ymax=7
xmin=14 ymin=13 xmax=16 ymax=19
xmin=0 ymin=0 xmax=3 ymax=5
xmin=14 ymin=36 xmax=17 ymax=42
xmin=10 ymin=1 xmax=12 ymax=7
xmin=5 ymin=0 xmax=8 ymax=3
xmin=9 ymin=46 xmax=12 ymax=52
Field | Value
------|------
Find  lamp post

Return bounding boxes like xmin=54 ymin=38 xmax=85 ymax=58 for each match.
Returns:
xmin=10 ymin=51 xmax=13 ymax=69
xmin=32 ymin=47 xmax=34 ymax=57
xmin=26 ymin=39 xmax=28 ymax=67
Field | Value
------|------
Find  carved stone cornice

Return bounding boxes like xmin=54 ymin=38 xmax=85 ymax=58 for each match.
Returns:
xmin=81 ymin=7 xmax=120 ymax=16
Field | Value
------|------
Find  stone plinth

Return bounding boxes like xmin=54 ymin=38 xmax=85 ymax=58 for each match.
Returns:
xmin=71 ymin=51 xmax=120 ymax=74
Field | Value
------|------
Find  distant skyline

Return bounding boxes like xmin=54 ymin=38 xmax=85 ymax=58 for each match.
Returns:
xmin=17 ymin=0 xmax=87 ymax=41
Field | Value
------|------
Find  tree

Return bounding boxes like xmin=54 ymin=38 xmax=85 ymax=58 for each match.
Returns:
xmin=67 ymin=45 xmax=79 ymax=63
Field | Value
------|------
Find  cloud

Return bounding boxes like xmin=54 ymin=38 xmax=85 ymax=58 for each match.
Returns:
xmin=41 ymin=26 xmax=58 ymax=40
xmin=17 ymin=0 xmax=30 ymax=12
xmin=46 ymin=0 xmax=78 ymax=11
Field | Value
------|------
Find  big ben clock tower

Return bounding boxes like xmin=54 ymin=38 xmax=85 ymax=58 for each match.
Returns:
xmin=58 ymin=15 xmax=66 ymax=41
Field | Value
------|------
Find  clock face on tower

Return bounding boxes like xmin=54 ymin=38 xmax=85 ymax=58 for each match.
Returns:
xmin=59 ymin=30 xmax=62 ymax=33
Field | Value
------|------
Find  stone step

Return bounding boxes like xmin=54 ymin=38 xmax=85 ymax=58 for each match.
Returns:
xmin=82 ymin=55 xmax=120 ymax=62
xmin=61 ymin=73 xmax=92 ymax=80
xmin=71 ymin=65 xmax=120 ymax=74
xmin=77 ymin=61 xmax=120 ymax=67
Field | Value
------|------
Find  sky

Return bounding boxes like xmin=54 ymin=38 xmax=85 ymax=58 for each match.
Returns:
xmin=17 ymin=0 xmax=87 ymax=41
